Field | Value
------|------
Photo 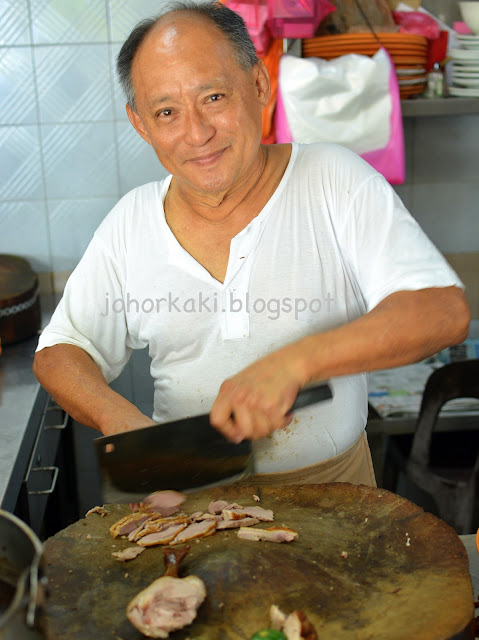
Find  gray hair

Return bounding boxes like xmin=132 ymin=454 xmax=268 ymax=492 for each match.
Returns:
xmin=117 ymin=0 xmax=259 ymax=112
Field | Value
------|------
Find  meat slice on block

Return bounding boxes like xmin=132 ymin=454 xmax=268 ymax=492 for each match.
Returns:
xmin=132 ymin=516 xmax=190 ymax=542
xmin=169 ymin=519 xmax=217 ymax=545
xmin=126 ymin=545 xmax=206 ymax=639
xmin=110 ymin=512 xmax=153 ymax=538
xmin=283 ymin=611 xmax=318 ymax=640
xmin=207 ymin=500 xmax=229 ymax=515
xmin=136 ymin=490 xmax=187 ymax=516
xmin=216 ymin=517 xmax=260 ymax=530
xmin=137 ymin=523 xmax=189 ymax=547
xmin=222 ymin=506 xmax=274 ymax=521
xmin=270 ymin=604 xmax=288 ymax=630
xmin=112 ymin=547 xmax=145 ymax=561
xmin=269 ymin=605 xmax=318 ymax=640
xmin=237 ymin=526 xmax=298 ymax=543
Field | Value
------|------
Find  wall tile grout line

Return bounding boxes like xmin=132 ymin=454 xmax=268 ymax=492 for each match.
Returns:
xmin=25 ymin=0 xmax=54 ymax=287
xmin=106 ymin=0 xmax=123 ymax=200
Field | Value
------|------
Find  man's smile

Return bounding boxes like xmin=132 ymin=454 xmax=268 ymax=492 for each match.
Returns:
xmin=187 ymin=148 xmax=227 ymax=166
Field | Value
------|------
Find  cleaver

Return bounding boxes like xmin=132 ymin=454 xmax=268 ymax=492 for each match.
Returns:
xmin=95 ymin=382 xmax=333 ymax=502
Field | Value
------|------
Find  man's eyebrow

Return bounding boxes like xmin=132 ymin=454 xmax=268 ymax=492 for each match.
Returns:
xmin=149 ymin=95 xmax=172 ymax=107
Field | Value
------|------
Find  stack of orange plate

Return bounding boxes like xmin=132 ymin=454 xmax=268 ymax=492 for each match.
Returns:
xmin=302 ymin=33 xmax=428 ymax=98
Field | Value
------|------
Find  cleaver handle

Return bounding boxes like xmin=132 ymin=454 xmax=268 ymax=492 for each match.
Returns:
xmin=290 ymin=382 xmax=333 ymax=412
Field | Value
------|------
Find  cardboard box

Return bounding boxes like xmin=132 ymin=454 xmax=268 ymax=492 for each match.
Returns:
xmin=445 ymin=252 xmax=479 ymax=319
xmin=386 ymin=0 xmax=422 ymax=9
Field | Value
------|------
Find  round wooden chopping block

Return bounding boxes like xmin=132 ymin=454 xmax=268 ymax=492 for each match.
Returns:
xmin=0 ymin=254 xmax=41 ymax=345
xmin=39 ymin=483 xmax=474 ymax=640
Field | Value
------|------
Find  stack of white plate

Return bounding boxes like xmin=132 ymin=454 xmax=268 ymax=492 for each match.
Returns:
xmin=449 ymin=35 xmax=479 ymax=97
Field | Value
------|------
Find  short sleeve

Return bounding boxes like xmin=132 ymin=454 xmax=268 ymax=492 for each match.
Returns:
xmin=336 ymin=173 xmax=464 ymax=312
xmin=36 ymin=233 xmax=145 ymax=383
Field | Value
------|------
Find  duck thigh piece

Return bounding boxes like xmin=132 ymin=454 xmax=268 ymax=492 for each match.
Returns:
xmin=126 ymin=545 xmax=206 ymax=638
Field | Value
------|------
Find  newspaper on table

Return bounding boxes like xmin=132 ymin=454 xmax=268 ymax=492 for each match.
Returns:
xmin=368 ymin=339 xmax=479 ymax=419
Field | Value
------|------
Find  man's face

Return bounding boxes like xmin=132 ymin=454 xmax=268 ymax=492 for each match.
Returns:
xmin=127 ymin=14 xmax=270 ymax=196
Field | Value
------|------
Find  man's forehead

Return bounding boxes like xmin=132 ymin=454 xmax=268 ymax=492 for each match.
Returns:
xmin=145 ymin=11 xmax=226 ymax=52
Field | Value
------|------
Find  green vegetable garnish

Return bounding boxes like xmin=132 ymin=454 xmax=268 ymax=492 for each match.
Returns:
xmin=250 ymin=630 xmax=287 ymax=640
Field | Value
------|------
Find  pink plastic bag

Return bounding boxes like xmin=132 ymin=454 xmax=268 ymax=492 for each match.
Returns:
xmin=226 ymin=0 xmax=271 ymax=55
xmin=392 ymin=11 xmax=441 ymax=40
xmin=361 ymin=50 xmax=405 ymax=185
xmin=267 ymin=0 xmax=335 ymax=39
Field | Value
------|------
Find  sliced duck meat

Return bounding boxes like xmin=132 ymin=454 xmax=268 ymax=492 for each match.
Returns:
xmin=270 ymin=604 xmax=288 ymax=630
xmin=132 ymin=516 xmax=190 ymax=543
xmin=126 ymin=545 xmax=206 ymax=638
xmin=110 ymin=512 xmax=153 ymax=538
xmin=128 ymin=514 xmax=167 ymax=541
xmin=283 ymin=611 xmax=318 ymax=640
xmin=137 ymin=523 xmax=188 ymax=547
xmin=216 ymin=517 xmax=260 ymax=530
xmin=85 ymin=505 xmax=108 ymax=517
xmin=237 ymin=526 xmax=298 ymax=543
xmin=207 ymin=500 xmax=229 ymax=514
xmin=138 ymin=490 xmax=187 ymax=516
xmin=222 ymin=506 xmax=274 ymax=522
xmin=128 ymin=524 xmax=146 ymax=542
xmin=193 ymin=513 xmax=223 ymax=523
xmin=169 ymin=519 xmax=217 ymax=545
xmin=269 ymin=606 xmax=318 ymax=640
xmin=112 ymin=546 xmax=145 ymax=561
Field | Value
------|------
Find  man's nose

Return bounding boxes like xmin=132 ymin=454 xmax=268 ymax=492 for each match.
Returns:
xmin=183 ymin=108 xmax=215 ymax=146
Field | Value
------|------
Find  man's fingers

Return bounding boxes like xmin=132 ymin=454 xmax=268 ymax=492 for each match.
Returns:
xmin=210 ymin=373 xmax=302 ymax=442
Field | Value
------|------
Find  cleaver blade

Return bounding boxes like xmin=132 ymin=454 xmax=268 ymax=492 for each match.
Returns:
xmin=95 ymin=382 xmax=333 ymax=502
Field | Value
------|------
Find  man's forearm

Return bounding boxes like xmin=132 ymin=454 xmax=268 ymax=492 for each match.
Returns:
xmin=209 ymin=286 xmax=471 ymax=442
xmin=296 ymin=286 xmax=471 ymax=383
xmin=33 ymin=344 xmax=155 ymax=435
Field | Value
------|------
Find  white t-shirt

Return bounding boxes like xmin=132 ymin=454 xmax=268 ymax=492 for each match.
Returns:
xmin=37 ymin=143 xmax=462 ymax=472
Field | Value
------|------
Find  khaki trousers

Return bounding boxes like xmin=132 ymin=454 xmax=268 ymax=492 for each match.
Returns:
xmin=239 ymin=431 xmax=376 ymax=488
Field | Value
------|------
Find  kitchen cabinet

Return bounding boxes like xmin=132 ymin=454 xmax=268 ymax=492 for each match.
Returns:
xmin=0 ymin=335 xmax=79 ymax=540
xmin=14 ymin=394 xmax=79 ymax=539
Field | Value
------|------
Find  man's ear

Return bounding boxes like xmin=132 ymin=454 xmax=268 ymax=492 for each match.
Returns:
xmin=126 ymin=103 xmax=152 ymax=146
xmin=254 ymin=59 xmax=271 ymax=108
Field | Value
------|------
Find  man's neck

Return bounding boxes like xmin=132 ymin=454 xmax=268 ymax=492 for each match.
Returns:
xmin=166 ymin=145 xmax=270 ymax=229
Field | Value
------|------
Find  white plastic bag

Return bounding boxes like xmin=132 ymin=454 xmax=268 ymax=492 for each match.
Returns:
xmin=276 ymin=48 xmax=405 ymax=184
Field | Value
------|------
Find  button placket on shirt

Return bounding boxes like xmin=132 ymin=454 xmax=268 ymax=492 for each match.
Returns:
xmin=221 ymin=224 xmax=260 ymax=340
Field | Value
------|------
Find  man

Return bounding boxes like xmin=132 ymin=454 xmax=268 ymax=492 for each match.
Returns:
xmin=33 ymin=1 xmax=470 ymax=487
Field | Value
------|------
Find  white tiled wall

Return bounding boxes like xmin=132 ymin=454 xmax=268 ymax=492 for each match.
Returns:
xmin=0 ymin=0 xmax=169 ymax=275
xmin=0 ymin=0 xmax=478 ymax=279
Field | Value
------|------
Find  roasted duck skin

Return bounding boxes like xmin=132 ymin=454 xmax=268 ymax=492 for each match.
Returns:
xmin=126 ymin=545 xmax=206 ymax=638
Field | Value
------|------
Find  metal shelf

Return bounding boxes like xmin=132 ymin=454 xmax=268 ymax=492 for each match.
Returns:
xmin=401 ymin=97 xmax=479 ymax=117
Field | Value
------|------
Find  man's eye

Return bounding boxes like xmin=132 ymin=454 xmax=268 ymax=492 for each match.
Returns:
xmin=157 ymin=109 xmax=172 ymax=117
xmin=208 ymin=94 xmax=222 ymax=102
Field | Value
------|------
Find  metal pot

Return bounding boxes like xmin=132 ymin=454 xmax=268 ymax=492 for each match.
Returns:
xmin=0 ymin=510 xmax=47 ymax=639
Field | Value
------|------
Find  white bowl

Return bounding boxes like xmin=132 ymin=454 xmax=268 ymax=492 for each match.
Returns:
xmin=460 ymin=2 xmax=479 ymax=35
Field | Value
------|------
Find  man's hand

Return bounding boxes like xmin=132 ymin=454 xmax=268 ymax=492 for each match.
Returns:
xmin=209 ymin=343 xmax=309 ymax=442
